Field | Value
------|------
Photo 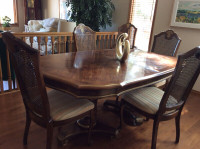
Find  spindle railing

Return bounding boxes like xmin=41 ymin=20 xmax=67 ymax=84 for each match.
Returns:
xmin=0 ymin=32 xmax=118 ymax=94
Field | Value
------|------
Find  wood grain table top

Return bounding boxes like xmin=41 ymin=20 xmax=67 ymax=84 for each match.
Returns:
xmin=40 ymin=49 xmax=177 ymax=99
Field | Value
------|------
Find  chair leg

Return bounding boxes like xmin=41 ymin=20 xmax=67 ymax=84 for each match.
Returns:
xmin=119 ymin=104 xmax=125 ymax=130
xmin=91 ymin=99 xmax=98 ymax=122
xmin=175 ymin=113 xmax=181 ymax=143
xmin=46 ymin=124 xmax=53 ymax=149
xmin=151 ymin=119 xmax=160 ymax=149
xmin=88 ymin=110 xmax=94 ymax=145
xmin=23 ymin=112 xmax=31 ymax=145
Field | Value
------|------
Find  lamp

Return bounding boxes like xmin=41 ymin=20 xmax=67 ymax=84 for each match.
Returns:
xmin=57 ymin=20 xmax=76 ymax=32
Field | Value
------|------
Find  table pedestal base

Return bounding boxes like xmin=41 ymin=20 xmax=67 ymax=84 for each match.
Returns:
xmin=103 ymin=100 xmax=120 ymax=113
xmin=57 ymin=121 xmax=119 ymax=146
xmin=103 ymin=100 xmax=145 ymax=126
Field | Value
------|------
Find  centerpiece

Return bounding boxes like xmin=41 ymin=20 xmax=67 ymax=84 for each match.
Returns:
xmin=116 ymin=33 xmax=130 ymax=62
xmin=2 ymin=16 xmax=11 ymax=31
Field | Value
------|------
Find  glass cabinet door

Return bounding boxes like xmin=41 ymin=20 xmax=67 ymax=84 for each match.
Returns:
xmin=24 ymin=0 xmax=42 ymax=24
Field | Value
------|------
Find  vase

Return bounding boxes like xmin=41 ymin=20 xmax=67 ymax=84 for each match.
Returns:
xmin=2 ymin=27 xmax=11 ymax=32
xmin=116 ymin=33 xmax=130 ymax=62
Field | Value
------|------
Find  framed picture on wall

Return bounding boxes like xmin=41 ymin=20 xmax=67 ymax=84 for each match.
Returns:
xmin=59 ymin=0 xmax=71 ymax=20
xmin=171 ymin=0 xmax=200 ymax=29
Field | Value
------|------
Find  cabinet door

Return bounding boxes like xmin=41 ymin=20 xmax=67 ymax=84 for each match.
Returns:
xmin=24 ymin=0 xmax=42 ymax=24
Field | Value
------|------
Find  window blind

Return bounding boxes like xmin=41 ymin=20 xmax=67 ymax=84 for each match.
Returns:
xmin=128 ymin=0 xmax=157 ymax=51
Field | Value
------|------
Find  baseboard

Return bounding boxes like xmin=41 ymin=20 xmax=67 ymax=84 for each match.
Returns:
xmin=0 ymin=89 xmax=20 ymax=96
xmin=191 ymin=90 xmax=200 ymax=95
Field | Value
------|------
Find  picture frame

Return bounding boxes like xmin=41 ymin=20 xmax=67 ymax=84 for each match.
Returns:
xmin=171 ymin=0 xmax=200 ymax=29
xmin=59 ymin=0 xmax=71 ymax=20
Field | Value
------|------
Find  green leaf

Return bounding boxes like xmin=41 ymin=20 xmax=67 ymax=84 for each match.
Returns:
xmin=67 ymin=0 xmax=115 ymax=31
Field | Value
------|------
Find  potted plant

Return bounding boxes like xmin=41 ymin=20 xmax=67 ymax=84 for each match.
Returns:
xmin=66 ymin=0 xmax=115 ymax=31
xmin=2 ymin=16 xmax=11 ymax=31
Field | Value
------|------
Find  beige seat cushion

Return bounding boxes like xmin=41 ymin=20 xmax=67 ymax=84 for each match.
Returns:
xmin=48 ymin=90 xmax=94 ymax=121
xmin=122 ymin=87 xmax=177 ymax=115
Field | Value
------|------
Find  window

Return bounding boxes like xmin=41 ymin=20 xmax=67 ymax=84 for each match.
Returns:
xmin=0 ymin=0 xmax=18 ymax=25
xmin=129 ymin=0 xmax=157 ymax=51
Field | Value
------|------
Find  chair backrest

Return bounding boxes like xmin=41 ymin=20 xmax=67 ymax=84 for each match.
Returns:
xmin=151 ymin=29 xmax=181 ymax=56
xmin=158 ymin=47 xmax=200 ymax=117
xmin=118 ymin=23 xmax=137 ymax=49
xmin=2 ymin=32 xmax=50 ymax=120
xmin=74 ymin=23 xmax=96 ymax=51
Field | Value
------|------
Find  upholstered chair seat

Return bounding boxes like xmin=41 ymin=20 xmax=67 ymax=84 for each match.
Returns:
xmin=122 ymin=87 xmax=177 ymax=115
xmin=48 ymin=90 xmax=94 ymax=121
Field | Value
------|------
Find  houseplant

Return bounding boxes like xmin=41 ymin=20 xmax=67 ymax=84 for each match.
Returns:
xmin=2 ymin=16 xmax=11 ymax=31
xmin=66 ymin=0 xmax=115 ymax=31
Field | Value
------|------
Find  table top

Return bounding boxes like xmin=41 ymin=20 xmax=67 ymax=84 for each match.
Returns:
xmin=40 ymin=49 xmax=177 ymax=99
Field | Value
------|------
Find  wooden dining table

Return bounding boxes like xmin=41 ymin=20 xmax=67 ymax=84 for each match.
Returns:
xmin=40 ymin=48 xmax=177 ymax=145
xmin=40 ymin=49 xmax=177 ymax=99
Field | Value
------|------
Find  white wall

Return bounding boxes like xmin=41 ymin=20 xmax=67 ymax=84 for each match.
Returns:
xmin=152 ymin=0 xmax=200 ymax=91
xmin=41 ymin=0 xmax=59 ymax=18
xmin=100 ymin=0 xmax=130 ymax=32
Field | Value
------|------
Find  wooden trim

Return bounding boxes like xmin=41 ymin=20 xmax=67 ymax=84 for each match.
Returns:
xmin=11 ymin=23 xmax=19 ymax=27
xmin=148 ymin=0 xmax=158 ymax=52
xmin=24 ymin=0 xmax=27 ymax=24
xmin=13 ymin=0 xmax=19 ymax=24
xmin=127 ymin=0 xmax=133 ymax=23
xmin=58 ymin=0 xmax=61 ymax=19
xmin=0 ymin=23 xmax=19 ymax=27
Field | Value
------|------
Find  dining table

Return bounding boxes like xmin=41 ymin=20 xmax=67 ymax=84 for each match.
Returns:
xmin=40 ymin=49 xmax=177 ymax=99
xmin=40 ymin=48 xmax=177 ymax=145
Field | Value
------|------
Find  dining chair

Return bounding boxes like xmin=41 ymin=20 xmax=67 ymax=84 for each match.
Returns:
xmin=151 ymin=30 xmax=181 ymax=89
xmin=118 ymin=23 xmax=137 ymax=49
xmin=151 ymin=29 xmax=181 ymax=56
xmin=2 ymin=32 xmax=95 ymax=149
xmin=74 ymin=23 xmax=96 ymax=51
xmin=119 ymin=47 xmax=200 ymax=149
